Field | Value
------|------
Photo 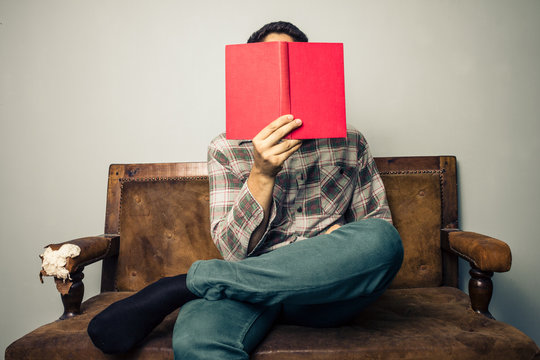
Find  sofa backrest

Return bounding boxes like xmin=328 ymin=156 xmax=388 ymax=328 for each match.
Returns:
xmin=101 ymin=157 xmax=458 ymax=292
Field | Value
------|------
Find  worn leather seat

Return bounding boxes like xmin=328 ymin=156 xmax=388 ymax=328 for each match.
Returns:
xmin=6 ymin=157 xmax=539 ymax=359
xmin=7 ymin=287 xmax=538 ymax=359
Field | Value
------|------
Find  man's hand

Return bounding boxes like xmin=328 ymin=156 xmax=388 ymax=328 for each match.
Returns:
xmin=325 ymin=224 xmax=341 ymax=234
xmin=251 ymin=114 xmax=303 ymax=179
xmin=246 ymin=114 xmax=302 ymax=253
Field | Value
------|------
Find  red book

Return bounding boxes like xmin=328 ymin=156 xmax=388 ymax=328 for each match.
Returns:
xmin=225 ymin=41 xmax=346 ymax=140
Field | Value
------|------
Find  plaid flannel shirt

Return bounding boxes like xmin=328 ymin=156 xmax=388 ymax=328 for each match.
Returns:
xmin=208 ymin=127 xmax=392 ymax=261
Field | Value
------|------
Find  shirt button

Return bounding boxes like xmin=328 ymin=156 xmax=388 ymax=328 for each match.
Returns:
xmin=297 ymin=207 xmax=302 ymax=213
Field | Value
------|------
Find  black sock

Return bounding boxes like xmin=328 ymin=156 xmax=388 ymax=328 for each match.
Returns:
xmin=87 ymin=274 xmax=198 ymax=354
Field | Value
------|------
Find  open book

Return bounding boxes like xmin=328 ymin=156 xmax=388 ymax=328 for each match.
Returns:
xmin=225 ymin=41 xmax=346 ymax=140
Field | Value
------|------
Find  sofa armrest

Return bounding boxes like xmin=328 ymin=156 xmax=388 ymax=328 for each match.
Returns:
xmin=442 ymin=230 xmax=511 ymax=273
xmin=441 ymin=229 xmax=511 ymax=319
xmin=39 ymin=234 xmax=119 ymax=319
xmin=39 ymin=234 xmax=120 ymax=282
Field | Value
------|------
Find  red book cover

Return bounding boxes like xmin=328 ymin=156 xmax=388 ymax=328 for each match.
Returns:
xmin=225 ymin=42 xmax=346 ymax=140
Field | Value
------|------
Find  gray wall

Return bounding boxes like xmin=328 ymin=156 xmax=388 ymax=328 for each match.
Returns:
xmin=1 ymin=0 xmax=539 ymax=357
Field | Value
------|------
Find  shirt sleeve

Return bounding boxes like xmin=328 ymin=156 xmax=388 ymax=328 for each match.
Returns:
xmin=207 ymin=142 xmax=276 ymax=261
xmin=347 ymin=135 xmax=393 ymax=223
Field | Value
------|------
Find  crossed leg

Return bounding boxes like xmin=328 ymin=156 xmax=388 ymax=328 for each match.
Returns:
xmin=173 ymin=218 xmax=403 ymax=358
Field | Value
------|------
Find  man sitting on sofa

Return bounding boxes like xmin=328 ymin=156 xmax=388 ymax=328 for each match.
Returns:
xmin=88 ymin=21 xmax=404 ymax=359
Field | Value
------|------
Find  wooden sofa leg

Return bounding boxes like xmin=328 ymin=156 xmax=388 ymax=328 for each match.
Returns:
xmin=57 ymin=268 xmax=85 ymax=320
xmin=469 ymin=266 xmax=494 ymax=319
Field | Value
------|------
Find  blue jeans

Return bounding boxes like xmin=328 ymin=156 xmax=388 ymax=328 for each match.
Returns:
xmin=173 ymin=218 xmax=403 ymax=359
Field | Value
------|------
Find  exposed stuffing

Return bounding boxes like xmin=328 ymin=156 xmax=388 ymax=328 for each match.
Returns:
xmin=40 ymin=244 xmax=81 ymax=281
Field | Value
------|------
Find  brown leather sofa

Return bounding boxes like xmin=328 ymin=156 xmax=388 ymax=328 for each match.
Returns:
xmin=6 ymin=156 xmax=539 ymax=359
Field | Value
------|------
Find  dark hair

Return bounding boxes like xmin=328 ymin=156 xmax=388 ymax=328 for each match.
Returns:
xmin=247 ymin=21 xmax=308 ymax=43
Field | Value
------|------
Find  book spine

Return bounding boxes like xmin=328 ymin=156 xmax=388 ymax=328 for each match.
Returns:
xmin=279 ymin=42 xmax=291 ymax=139
xmin=279 ymin=42 xmax=291 ymax=117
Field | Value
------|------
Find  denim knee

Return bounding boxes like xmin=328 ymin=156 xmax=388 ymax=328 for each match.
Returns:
xmin=173 ymin=315 xmax=248 ymax=360
xmin=172 ymin=300 xmax=239 ymax=359
xmin=172 ymin=327 xmax=199 ymax=359
xmin=173 ymin=299 xmax=265 ymax=360
xmin=372 ymin=218 xmax=403 ymax=263
xmin=172 ymin=308 xmax=208 ymax=359
xmin=353 ymin=218 xmax=404 ymax=271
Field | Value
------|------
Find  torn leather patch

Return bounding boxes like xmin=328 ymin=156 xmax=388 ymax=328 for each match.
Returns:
xmin=40 ymin=244 xmax=81 ymax=281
